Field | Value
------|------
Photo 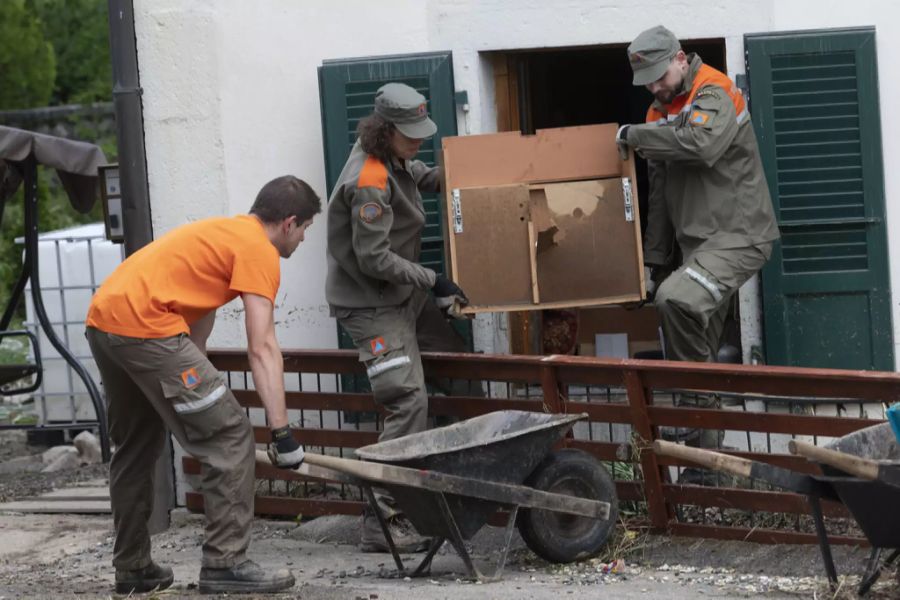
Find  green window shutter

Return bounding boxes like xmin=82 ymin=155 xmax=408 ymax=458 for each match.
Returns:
xmin=319 ymin=52 xmax=457 ymax=276
xmin=746 ymin=28 xmax=893 ymax=370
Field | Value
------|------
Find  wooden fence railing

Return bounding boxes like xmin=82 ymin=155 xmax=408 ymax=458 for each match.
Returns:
xmin=181 ymin=349 xmax=896 ymax=545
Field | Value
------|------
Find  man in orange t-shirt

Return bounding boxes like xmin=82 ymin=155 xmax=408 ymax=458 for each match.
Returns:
xmin=85 ymin=176 xmax=320 ymax=595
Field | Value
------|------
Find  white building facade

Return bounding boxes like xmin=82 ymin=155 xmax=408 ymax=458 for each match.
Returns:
xmin=131 ymin=0 xmax=900 ymax=370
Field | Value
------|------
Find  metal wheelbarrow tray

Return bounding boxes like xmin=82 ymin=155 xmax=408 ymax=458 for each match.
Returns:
xmin=257 ymin=410 xmax=617 ymax=581
xmin=654 ymin=422 xmax=900 ymax=596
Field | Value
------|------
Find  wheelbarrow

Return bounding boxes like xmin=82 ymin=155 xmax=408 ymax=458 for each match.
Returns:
xmin=653 ymin=422 xmax=900 ymax=596
xmin=256 ymin=410 xmax=618 ymax=581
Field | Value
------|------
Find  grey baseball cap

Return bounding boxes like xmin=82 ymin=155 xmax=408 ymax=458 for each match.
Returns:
xmin=374 ymin=82 xmax=437 ymax=139
xmin=627 ymin=25 xmax=681 ymax=86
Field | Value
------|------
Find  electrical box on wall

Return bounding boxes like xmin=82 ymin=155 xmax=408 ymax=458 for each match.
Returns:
xmin=98 ymin=165 xmax=124 ymax=243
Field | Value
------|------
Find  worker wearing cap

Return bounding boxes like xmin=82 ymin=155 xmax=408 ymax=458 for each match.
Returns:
xmin=326 ymin=82 xmax=470 ymax=552
xmin=616 ymin=26 xmax=779 ymax=456
xmin=86 ymin=176 xmax=320 ymax=594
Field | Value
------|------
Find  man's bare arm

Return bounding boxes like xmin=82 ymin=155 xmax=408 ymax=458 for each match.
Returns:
xmin=242 ymin=293 xmax=288 ymax=429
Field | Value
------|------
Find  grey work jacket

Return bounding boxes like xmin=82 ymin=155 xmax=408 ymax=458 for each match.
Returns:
xmin=627 ymin=55 xmax=780 ymax=264
xmin=325 ymin=140 xmax=441 ymax=309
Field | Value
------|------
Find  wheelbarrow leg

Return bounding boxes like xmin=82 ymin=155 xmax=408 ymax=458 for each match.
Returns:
xmin=434 ymin=491 xmax=486 ymax=581
xmin=363 ymin=485 xmax=406 ymax=576
xmin=857 ymin=548 xmax=899 ymax=596
xmin=809 ymin=494 xmax=838 ymax=587
xmin=412 ymin=537 xmax=446 ymax=577
xmin=491 ymin=504 xmax=519 ymax=580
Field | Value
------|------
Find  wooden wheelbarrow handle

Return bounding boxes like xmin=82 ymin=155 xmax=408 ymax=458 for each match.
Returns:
xmin=652 ymin=440 xmax=753 ymax=478
xmin=254 ymin=450 xmax=611 ymax=520
xmin=788 ymin=439 xmax=879 ymax=480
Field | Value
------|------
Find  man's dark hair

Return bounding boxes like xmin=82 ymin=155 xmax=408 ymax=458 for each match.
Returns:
xmin=357 ymin=113 xmax=395 ymax=163
xmin=250 ymin=176 xmax=321 ymax=224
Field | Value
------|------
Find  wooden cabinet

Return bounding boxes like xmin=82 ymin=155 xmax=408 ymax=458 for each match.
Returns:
xmin=442 ymin=124 xmax=645 ymax=313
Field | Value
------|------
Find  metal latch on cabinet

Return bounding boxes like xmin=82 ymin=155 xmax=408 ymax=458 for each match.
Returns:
xmin=452 ymin=189 xmax=463 ymax=233
xmin=622 ymin=178 xmax=634 ymax=222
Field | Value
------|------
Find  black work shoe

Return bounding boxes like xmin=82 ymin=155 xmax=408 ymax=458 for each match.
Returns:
xmin=115 ymin=561 xmax=174 ymax=594
xmin=199 ymin=559 xmax=294 ymax=594
xmin=361 ymin=514 xmax=429 ymax=553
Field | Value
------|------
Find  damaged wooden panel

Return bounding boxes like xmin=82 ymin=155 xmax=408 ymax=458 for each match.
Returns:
xmin=532 ymin=180 xmax=641 ymax=303
xmin=442 ymin=124 xmax=622 ymax=188
xmin=442 ymin=124 xmax=645 ymax=313
xmin=452 ymin=185 xmax=534 ymax=307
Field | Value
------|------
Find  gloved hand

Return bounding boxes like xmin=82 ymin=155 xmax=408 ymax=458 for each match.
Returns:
xmin=432 ymin=274 xmax=469 ymax=305
xmin=616 ymin=124 xmax=632 ymax=161
xmin=268 ymin=426 xmax=304 ymax=470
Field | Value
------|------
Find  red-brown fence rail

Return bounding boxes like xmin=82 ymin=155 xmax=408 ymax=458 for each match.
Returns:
xmin=181 ymin=349 xmax=896 ymax=546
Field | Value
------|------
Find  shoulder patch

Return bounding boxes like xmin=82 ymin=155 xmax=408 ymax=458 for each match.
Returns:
xmin=689 ymin=110 xmax=712 ymax=126
xmin=358 ymin=156 xmax=388 ymax=190
xmin=359 ymin=202 xmax=383 ymax=224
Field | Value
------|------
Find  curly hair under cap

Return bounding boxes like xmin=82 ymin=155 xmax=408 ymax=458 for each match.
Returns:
xmin=356 ymin=113 xmax=396 ymax=164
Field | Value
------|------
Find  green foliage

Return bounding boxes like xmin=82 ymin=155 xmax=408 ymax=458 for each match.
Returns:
xmin=0 ymin=1 xmax=114 ymax=317
xmin=0 ymin=170 xmax=106 ymax=315
xmin=29 ymin=0 xmax=112 ymax=104
xmin=0 ymin=0 xmax=57 ymax=110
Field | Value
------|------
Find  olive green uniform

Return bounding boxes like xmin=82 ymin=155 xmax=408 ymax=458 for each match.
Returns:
xmin=626 ymin=53 xmax=779 ymax=447
xmin=326 ymin=140 xmax=467 ymax=517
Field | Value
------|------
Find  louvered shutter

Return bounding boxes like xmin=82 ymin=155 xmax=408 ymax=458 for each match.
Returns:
xmin=746 ymin=28 xmax=892 ymax=369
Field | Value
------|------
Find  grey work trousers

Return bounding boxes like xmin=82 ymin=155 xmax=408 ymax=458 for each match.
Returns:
xmin=335 ymin=289 xmax=470 ymax=517
xmin=86 ymin=328 xmax=255 ymax=570
xmin=653 ymin=244 xmax=772 ymax=447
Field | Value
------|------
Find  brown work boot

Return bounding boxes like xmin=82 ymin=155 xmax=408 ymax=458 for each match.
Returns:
xmin=199 ymin=559 xmax=294 ymax=594
xmin=360 ymin=513 xmax=429 ymax=553
xmin=115 ymin=560 xmax=174 ymax=594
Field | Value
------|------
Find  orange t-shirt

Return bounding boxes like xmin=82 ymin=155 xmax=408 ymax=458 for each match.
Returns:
xmin=86 ymin=215 xmax=280 ymax=338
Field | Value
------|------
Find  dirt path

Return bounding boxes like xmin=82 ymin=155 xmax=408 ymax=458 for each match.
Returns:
xmin=1 ymin=510 xmax=897 ymax=600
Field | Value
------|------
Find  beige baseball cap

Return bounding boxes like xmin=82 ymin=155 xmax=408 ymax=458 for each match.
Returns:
xmin=627 ymin=25 xmax=681 ymax=86
xmin=374 ymin=82 xmax=437 ymax=139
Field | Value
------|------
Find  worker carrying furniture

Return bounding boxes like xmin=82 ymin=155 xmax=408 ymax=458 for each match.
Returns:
xmin=325 ymin=82 xmax=471 ymax=553
xmin=85 ymin=176 xmax=321 ymax=594
xmin=616 ymin=26 xmax=780 ymax=460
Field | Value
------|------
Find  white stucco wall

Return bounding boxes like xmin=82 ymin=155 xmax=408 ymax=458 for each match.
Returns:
xmin=133 ymin=0 xmax=900 ymax=366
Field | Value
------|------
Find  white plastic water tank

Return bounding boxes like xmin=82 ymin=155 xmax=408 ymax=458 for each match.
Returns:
xmin=18 ymin=223 xmax=124 ymax=423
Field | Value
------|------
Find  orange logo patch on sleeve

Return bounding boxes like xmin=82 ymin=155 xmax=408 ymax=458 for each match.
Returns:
xmin=690 ymin=111 xmax=710 ymax=126
xmin=369 ymin=337 xmax=387 ymax=355
xmin=359 ymin=202 xmax=383 ymax=224
xmin=181 ymin=368 xmax=201 ymax=389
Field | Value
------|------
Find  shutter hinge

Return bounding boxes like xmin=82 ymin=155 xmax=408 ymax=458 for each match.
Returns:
xmin=451 ymin=189 xmax=463 ymax=233
xmin=622 ymin=178 xmax=634 ymax=222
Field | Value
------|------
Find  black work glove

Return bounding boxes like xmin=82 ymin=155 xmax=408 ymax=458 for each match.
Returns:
xmin=615 ymin=124 xmax=632 ymax=160
xmin=268 ymin=426 xmax=305 ymax=470
xmin=432 ymin=274 xmax=469 ymax=304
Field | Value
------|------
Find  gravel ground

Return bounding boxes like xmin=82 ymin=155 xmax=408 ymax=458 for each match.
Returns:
xmin=0 ymin=431 xmax=109 ymax=503
xmin=1 ymin=431 xmax=898 ymax=599
xmin=1 ymin=511 xmax=898 ymax=600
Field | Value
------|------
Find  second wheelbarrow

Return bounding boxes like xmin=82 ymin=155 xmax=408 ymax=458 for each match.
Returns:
xmin=258 ymin=410 xmax=619 ymax=581
xmin=654 ymin=422 xmax=900 ymax=596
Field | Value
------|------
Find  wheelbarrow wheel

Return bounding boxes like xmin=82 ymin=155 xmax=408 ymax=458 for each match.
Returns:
xmin=517 ymin=448 xmax=618 ymax=563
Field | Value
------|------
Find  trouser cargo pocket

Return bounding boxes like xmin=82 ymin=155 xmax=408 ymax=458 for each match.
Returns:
xmin=160 ymin=370 xmax=243 ymax=443
xmin=357 ymin=337 xmax=419 ymax=404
